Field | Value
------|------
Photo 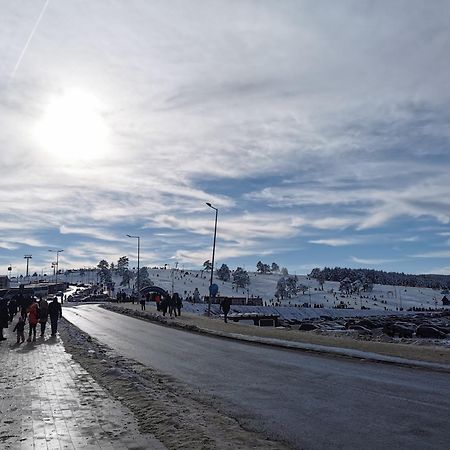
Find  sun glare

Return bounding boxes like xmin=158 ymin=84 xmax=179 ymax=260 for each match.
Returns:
xmin=34 ymin=89 xmax=109 ymax=161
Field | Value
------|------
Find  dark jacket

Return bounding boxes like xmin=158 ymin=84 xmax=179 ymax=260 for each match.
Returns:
xmin=13 ymin=317 xmax=25 ymax=333
xmin=220 ymin=298 xmax=232 ymax=313
xmin=0 ymin=299 xmax=9 ymax=328
xmin=48 ymin=300 xmax=62 ymax=319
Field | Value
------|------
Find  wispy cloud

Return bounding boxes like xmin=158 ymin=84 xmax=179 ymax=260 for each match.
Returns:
xmin=309 ymin=238 xmax=358 ymax=247
xmin=411 ymin=251 xmax=450 ymax=259
xmin=1 ymin=1 xmax=450 ymax=273
xmin=351 ymin=256 xmax=399 ymax=265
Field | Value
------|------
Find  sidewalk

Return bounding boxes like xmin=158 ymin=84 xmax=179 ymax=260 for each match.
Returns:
xmin=100 ymin=302 xmax=450 ymax=371
xmin=0 ymin=322 xmax=166 ymax=449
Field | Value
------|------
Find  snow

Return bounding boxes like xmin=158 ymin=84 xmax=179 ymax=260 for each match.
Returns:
xmin=16 ymin=268 xmax=449 ymax=319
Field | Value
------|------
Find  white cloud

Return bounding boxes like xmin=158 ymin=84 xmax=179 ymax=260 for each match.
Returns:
xmin=351 ymin=256 xmax=399 ymax=265
xmin=411 ymin=251 xmax=450 ymax=259
xmin=1 ymin=1 xmax=450 ymax=271
xmin=309 ymin=239 xmax=357 ymax=247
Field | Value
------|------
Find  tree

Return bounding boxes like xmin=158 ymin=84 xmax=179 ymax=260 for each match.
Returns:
xmin=97 ymin=260 xmax=109 ymax=270
xmin=117 ymin=256 xmax=129 ymax=276
xmin=233 ymin=267 xmax=250 ymax=288
xmin=298 ymin=283 xmax=308 ymax=295
xmin=271 ymin=262 xmax=280 ymax=273
xmin=120 ymin=269 xmax=133 ymax=287
xmin=256 ymin=261 xmax=271 ymax=274
xmin=138 ymin=266 xmax=150 ymax=280
xmin=97 ymin=260 xmax=112 ymax=285
xmin=139 ymin=267 xmax=154 ymax=289
xmin=216 ymin=264 xmax=231 ymax=282
xmin=275 ymin=277 xmax=287 ymax=300
xmin=310 ymin=267 xmax=325 ymax=290
xmin=281 ymin=267 xmax=289 ymax=276
xmin=339 ymin=277 xmax=352 ymax=294
xmin=286 ymin=275 xmax=299 ymax=296
xmin=203 ymin=260 xmax=212 ymax=271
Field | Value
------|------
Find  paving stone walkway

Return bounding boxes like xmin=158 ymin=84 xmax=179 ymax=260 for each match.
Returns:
xmin=0 ymin=321 xmax=166 ymax=449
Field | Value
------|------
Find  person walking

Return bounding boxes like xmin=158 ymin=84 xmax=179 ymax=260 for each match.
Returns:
xmin=39 ymin=298 xmax=49 ymax=337
xmin=175 ymin=293 xmax=183 ymax=317
xmin=140 ymin=295 xmax=146 ymax=311
xmin=0 ymin=298 xmax=9 ymax=341
xmin=160 ymin=295 xmax=168 ymax=317
xmin=193 ymin=288 xmax=200 ymax=304
xmin=220 ymin=297 xmax=232 ymax=323
xmin=13 ymin=315 xmax=26 ymax=344
xmin=27 ymin=298 xmax=39 ymax=342
xmin=8 ymin=297 xmax=17 ymax=323
xmin=169 ymin=293 xmax=177 ymax=318
xmin=155 ymin=294 xmax=161 ymax=311
xmin=48 ymin=297 xmax=62 ymax=336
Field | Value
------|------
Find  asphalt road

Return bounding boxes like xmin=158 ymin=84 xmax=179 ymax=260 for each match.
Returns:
xmin=63 ymin=305 xmax=450 ymax=450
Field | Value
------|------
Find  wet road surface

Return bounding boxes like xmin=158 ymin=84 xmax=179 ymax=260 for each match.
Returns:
xmin=63 ymin=304 xmax=450 ymax=450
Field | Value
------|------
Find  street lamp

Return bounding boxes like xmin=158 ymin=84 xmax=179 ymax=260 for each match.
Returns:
xmin=24 ymin=255 xmax=32 ymax=280
xmin=127 ymin=234 xmax=140 ymax=300
xmin=48 ymin=249 xmax=64 ymax=287
xmin=206 ymin=202 xmax=218 ymax=316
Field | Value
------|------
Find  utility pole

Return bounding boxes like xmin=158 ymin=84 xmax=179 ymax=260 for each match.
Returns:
xmin=206 ymin=202 xmax=219 ymax=316
xmin=24 ymin=255 xmax=32 ymax=279
xmin=49 ymin=249 xmax=64 ymax=288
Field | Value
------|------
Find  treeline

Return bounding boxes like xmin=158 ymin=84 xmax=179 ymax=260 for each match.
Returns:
xmin=309 ymin=267 xmax=450 ymax=290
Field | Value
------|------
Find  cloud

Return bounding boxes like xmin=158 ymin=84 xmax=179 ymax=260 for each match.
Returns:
xmin=309 ymin=238 xmax=358 ymax=247
xmin=59 ymin=225 xmax=122 ymax=242
xmin=411 ymin=251 xmax=450 ymax=259
xmin=399 ymin=236 xmax=419 ymax=242
xmin=1 ymin=1 xmax=450 ymax=272
xmin=351 ymin=256 xmax=399 ymax=265
xmin=0 ymin=242 xmax=18 ymax=250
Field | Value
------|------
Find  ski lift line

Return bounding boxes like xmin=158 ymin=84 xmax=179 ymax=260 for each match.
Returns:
xmin=10 ymin=0 xmax=51 ymax=80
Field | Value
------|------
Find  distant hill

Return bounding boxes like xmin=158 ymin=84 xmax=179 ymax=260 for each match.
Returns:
xmin=310 ymin=267 xmax=450 ymax=289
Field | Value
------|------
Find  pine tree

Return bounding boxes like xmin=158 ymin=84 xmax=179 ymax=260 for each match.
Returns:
xmin=216 ymin=264 xmax=231 ymax=282
xmin=233 ymin=267 xmax=250 ymax=288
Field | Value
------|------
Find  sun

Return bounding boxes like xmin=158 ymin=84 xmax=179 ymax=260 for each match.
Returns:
xmin=34 ymin=89 xmax=109 ymax=161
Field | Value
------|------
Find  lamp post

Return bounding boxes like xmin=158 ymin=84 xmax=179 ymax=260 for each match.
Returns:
xmin=206 ymin=202 xmax=218 ymax=316
xmin=48 ymin=249 xmax=64 ymax=287
xmin=24 ymin=255 xmax=32 ymax=280
xmin=127 ymin=235 xmax=140 ymax=300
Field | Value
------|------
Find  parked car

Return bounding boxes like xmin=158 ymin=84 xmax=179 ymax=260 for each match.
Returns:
xmin=67 ymin=294 xmax=84 ymax=302
xmin=81 ymin=293 xmax=110 ymax=302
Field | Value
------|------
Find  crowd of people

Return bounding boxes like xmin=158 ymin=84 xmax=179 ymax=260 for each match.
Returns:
xmin=0 ymin=295 xmax=63 ymax=343
xmin=153 ymin=292 xmax=183 ymax=317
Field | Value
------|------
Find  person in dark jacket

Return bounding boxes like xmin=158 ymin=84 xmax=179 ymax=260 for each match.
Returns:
xmin=175 ymin=293 xmax=183 ymax=317
xmin=48 ymin=297 xmax=62 ymax=336
xmin=0 ymin=298 xmax=9 ymax=341
xmin=13 ymin=315 xmax=26 ymax=344
xmin=220 ymin=298 xmax=232 ymax=323
xmin=39 ymin=298 xmax=49 ymax=337
xmin=8 ymin=298 xmax=17 ymax=322
xmin=160 ymin=295 xmax=168 ymax=317
xmin=169 ymin=294 xmax=177 ymax=318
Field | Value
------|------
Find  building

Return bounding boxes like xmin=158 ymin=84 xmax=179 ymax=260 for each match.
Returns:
xmin=0 ymin=276 xmax=10 ymax=289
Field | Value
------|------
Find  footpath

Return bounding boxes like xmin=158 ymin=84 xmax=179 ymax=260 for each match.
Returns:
xmin=100 ymin=302 xmax=450 ymax=372
xmin=0 ymin=322 xmax=166 ymax=450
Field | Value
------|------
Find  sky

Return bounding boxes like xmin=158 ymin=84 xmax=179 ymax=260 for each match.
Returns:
xmin=1 ymin=0 xmax=450 ymax=277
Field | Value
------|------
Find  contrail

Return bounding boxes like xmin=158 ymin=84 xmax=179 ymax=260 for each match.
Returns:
xmin=10 ymin=0 xmax=51 ymax=79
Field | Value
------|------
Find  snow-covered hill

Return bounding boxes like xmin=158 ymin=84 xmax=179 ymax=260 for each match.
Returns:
xmin=40 ymin=268 xmax=450 ymax=313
